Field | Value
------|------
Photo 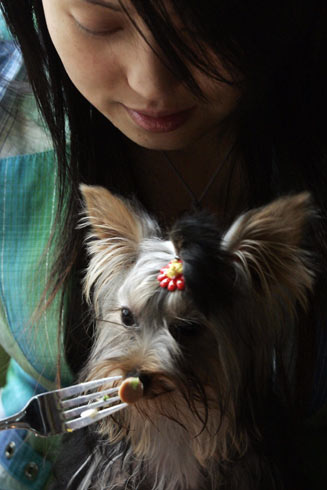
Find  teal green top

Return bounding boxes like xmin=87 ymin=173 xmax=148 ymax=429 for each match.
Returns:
xmin=0 ymin=150 xmax=73 ymax=395
xmin=0 ymin=14 xmax=73 ymax=489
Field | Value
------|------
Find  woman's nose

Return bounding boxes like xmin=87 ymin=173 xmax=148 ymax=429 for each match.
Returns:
xmin=126 ymin=34 xmax=180 ymax=102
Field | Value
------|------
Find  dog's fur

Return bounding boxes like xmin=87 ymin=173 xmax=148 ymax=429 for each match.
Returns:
xmin=52 ymin=187 xmax=315 ymax=490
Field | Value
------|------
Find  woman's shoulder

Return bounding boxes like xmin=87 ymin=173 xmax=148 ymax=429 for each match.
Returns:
xmin=0 ymin=10 xmax=13 ymax=42
xmin=0 ymin=12 xmax=53 ymax=160
xmin=0 ymin=11 xmax=23 ymax=83
xmin=0 ymin=97 xmax=54 ymax=160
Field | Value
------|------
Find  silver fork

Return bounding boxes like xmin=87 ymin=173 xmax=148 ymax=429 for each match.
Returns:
xmin=0 ymin=375 xmax=127 ymax=437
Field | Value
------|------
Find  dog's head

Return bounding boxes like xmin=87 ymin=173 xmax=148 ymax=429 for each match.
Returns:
xmin=79 ymin=185 xmax=314 ymax=464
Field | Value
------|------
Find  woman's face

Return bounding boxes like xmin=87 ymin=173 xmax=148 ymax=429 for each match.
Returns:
xmin=42 ymin=0 xmax=240 ymax=151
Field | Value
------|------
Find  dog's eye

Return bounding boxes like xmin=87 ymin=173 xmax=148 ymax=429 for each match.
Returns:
xmin=169 ymin=322 xmax=201 ymax=340
xmin=121 ymin=307 xmax=136 ymax=327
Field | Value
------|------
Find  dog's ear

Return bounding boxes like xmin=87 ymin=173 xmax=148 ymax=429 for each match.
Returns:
xmin=79 ymin=184 xmax=158 ymax=303
xmin=222 ymin=192 xmax=315 ymax=310
xmin=79 ymin=184 xmax=154 ymax=243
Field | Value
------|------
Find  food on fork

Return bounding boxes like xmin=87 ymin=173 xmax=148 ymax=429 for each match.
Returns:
xmin=119 ymin=377 xmax=144 ymax=403
xmin=80 ymin=408 xmax=99 ymax=419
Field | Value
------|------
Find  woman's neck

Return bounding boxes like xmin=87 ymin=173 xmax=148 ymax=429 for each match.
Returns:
xmin=127 ymin=130 xmax=247 ymax=226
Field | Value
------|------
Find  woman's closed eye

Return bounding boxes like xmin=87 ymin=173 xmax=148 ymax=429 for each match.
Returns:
xmin=72 ymin=16 xmax=123 ymax=37
xmin=70 ymin=2 xmax=125 ymax=38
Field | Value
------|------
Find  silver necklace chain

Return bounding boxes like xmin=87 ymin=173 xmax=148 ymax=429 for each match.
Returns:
xmin=162 ymin=144 xmax=234 ymax=209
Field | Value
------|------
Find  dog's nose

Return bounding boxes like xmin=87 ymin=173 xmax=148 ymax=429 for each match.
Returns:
xmin=138 ymin=373 xmax=151 ymax=391
xmin=125 ymin=371 xmax=151 ymax=392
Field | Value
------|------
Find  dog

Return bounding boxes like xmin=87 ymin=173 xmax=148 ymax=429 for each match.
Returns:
xmin=52 ymin=186 xmax=315 ymax=490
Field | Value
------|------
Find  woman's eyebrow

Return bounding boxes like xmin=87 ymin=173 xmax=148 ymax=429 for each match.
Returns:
xmin=82 ymin=0 xmax=122 ymax=12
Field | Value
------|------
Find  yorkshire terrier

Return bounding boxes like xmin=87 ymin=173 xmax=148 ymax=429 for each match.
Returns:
xmin=52 ymin=187 xmax=315 ymax=490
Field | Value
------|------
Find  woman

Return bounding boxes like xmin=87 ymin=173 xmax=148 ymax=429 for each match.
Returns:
xmin=0 ymin=0 xmax=327 ymax=488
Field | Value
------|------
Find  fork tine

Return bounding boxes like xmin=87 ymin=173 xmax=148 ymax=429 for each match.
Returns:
xmin=55 ymin=375 xmax=122 ymax=400
xmin=65 ymin=402 xmax=128 ymax=432
xmin=61 ymin=386 xmax=120 ymax=409
xmin=63 ymin=396 xmax=121 ymax=420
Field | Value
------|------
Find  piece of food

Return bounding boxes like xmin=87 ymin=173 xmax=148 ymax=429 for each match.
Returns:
xmin=118 ymin=377 xmax=144 ymax=404
xmin=80 ymin=407 xmax=99 ymax=419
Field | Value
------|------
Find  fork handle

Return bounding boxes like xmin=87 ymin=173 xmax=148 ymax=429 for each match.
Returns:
xmin=0 ymin=409 xmax=29 ymax=431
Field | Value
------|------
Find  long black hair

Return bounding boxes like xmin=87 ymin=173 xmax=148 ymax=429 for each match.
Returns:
xmin=1 ymin=0 xmax=327 ymax=406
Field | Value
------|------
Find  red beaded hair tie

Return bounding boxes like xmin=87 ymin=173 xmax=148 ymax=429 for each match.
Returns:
xmin=157 ymin=258 xmax=185 ymax=292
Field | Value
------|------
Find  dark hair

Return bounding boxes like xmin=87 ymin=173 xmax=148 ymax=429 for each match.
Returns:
xmin=1 ymin=0 xmax=327 ymax=406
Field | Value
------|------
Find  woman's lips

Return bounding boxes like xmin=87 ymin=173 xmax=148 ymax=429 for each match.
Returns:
xmin=124 ymin=106 xmax=194 ymax=133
